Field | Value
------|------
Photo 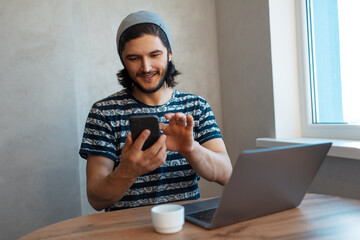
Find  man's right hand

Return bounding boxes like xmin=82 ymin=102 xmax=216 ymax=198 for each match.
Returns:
xmin=116 ymin=130 xmax=167 ymax=180
xmin=86 ymin=130 xmax=167 ymax=211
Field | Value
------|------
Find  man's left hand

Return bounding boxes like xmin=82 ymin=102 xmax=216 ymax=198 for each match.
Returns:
xmin=160 ymin=112 xmax=194 ymax=156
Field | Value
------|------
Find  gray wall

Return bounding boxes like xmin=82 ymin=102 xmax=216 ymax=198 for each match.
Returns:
xmin=309 ymin=156 xmax=360 ymax=200
xmin=0 ymin=1 xmax=82 ymax=238
xmin=216 ymin=0 xmax=275 ymax=163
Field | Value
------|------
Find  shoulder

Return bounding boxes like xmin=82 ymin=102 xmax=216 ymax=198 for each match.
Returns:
xmin=173 ymin=90 xmax=208 ymax=105
xmin=92 ymin=89 xmax=136 ymax=109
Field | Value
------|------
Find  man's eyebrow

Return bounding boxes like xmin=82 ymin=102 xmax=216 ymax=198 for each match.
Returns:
xmin=149 ymin=49 xmax=163 ymax=54
xmin=125 ymin=50 xmax=163 ymax=59
xmin=125 ymin=54 xmax=139 ymax=59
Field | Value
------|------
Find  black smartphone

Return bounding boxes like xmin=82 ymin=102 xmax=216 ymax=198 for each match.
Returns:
xmin=129 ymin=115 xmax=161 ymax=150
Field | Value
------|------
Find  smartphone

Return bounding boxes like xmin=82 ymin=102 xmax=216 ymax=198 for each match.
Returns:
xmin=129 ymin=115 xmax=161 ymax=150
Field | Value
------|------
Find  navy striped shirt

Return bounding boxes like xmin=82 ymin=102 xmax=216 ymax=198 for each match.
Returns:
xmin=79 ymin=89 xmax=222 ymax=211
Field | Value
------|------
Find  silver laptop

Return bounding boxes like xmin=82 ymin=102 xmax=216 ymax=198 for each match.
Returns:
xmin=183 ymin=142 xmax=332 ymax=229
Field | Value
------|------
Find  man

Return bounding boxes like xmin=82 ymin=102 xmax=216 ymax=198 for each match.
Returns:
xmin=79 ymin=11 xmax=232 ymax=211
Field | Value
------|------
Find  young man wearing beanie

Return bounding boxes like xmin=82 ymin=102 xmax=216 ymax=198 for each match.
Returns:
xmin=79 ymin=11 xmax=232 ymax=211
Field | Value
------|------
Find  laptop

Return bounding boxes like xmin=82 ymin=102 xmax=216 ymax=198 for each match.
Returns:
xmin=183 ymin=142 xmax=332 ymax=229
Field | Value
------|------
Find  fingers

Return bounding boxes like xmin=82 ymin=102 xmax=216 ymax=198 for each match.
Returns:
xmin=164 ymin=113 xmax=174 ymax=119
xmin=159 ymin=122 xmax=168 ymax=131
xmin=168 ymin=114 xmax=177 ymax=126
xmin=122 ymin=133 xmax=166 ymax=173
xmin=177 ymin=114 xmax=186 ymax=127
xmin=141 ymin=134 xmax=167 ymax=170
xmin=144 ymin=134 xmax=166 ymax=155
xmin=132 ymin=129 xmax=150 ymax=151
xmin=122 ymin=133 xmax=133 ymax=152
xmin=156 ymin=143 xmax=168 ymax=162
xmin=185 ymin=114 xmax=194 ymax=130
xmin=149 ymin=138 xmax=167 ymax=166
xmin=164 ymin=112 xmax=192 ymax=127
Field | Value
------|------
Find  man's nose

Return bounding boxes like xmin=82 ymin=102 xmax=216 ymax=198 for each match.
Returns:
xmin=141 ymin=57 xmax=151 ymax=72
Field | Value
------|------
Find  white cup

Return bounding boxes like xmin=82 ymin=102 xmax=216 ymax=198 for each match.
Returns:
xmin=151 ymin=204 xmax=185 ymax=234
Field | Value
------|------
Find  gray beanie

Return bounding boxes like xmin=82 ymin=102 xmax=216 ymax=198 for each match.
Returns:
xmin=116 ymin=11 xmax=173 ymax=57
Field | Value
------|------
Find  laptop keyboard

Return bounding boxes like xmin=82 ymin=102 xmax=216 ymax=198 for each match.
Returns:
xmin=187 ymin=208 xmax=217 ymax=223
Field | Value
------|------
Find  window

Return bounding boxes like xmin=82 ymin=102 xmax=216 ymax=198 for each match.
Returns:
xmin=265 ymin=0 xmax=360 ymax=159
xmin=299 ymin=0 xmax=360 ymax=140
xmin=307 ymin=0 xmax=360 ymax=124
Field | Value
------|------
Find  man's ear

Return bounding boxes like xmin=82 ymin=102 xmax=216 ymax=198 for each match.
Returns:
xmin=168 ymin=49 xmax=172 ymax=62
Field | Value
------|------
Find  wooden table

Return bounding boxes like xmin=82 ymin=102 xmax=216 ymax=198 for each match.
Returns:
xmin=20 ymin=194 xmax=360 ymax=240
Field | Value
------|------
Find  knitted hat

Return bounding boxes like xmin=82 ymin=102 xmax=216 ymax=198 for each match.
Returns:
xmin=116 ymin=11 xmax=172 ymax=57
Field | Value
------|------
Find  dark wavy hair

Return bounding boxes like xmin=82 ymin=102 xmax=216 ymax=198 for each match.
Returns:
xmin=116 ymin=23 xmax=180 ymax=89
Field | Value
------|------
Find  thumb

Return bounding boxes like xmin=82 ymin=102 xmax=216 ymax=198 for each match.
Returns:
xmin=159 ymin=123 xmax=168 ymax=131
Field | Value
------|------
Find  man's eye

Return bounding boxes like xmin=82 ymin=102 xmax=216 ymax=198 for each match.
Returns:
xmin=128 ymin=57 xmax=137 ymax=61
xmin=151 ymin=54 xmax=161 ymax=57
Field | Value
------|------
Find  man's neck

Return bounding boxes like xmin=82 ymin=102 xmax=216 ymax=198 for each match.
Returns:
xmin=131 ymin=85 xmax=173 ymax=106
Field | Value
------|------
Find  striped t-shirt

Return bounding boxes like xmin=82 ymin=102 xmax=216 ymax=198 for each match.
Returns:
xmin=79 ymin=89 xmax=222 ymax=211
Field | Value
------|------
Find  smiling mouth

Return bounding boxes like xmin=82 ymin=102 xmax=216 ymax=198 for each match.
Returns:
xmin=143 ymin=73 xmax=156 ymax=78
xmin=138 ymin=72 xmax=157 ymax=80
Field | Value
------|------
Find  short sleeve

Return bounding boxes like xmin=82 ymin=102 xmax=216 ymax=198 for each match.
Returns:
xmin=194 ymin=98 xmax=222 ymax=144
xmin=79 ymin=104 xmax=117 ymax=161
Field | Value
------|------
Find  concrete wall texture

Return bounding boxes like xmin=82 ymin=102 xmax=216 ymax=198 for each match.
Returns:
xmin=1 ymin=1 xmax=359 ymax=239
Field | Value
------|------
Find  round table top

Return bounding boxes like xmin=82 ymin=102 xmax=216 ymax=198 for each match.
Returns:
xmin=20 ymin=194 xmax=360 ymax=240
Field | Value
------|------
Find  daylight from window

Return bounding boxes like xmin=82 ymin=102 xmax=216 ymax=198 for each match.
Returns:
xmin=308 ymin=0 xmax=360 ymax=124
xmin=338 ymin=0 xmax=360 ymax=124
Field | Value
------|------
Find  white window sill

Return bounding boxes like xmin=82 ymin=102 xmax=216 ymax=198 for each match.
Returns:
xmin=256 ymin=137 xmax=360 ymax=160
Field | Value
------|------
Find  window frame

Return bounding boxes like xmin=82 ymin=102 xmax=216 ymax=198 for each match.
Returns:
xmin=296 ymin=0 xmax=360 ymax=141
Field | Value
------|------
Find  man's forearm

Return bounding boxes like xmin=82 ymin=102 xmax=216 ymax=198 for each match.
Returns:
xmin=180 ymin=141 xmax=232 ymax=186
xmin=87 ymin=173 xmax=135 ymax=211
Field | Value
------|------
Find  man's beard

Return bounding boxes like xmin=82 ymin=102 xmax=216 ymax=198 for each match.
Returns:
xmin=131 ymin=60 xmax=169 ymax=94
xmin=131 ymin=74 xmax=165 ymax=94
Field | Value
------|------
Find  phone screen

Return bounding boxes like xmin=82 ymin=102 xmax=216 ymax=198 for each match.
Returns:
xmin=129 ymin=115 xmax=161 ymax=150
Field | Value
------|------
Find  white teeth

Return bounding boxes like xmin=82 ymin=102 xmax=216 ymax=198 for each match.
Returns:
xmin=144 ymin=74 xmax=155 ymax=78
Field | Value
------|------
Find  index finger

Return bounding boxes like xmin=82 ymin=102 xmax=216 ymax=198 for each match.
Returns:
xmin=164 ymin=113 xmax=175 ymax=120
